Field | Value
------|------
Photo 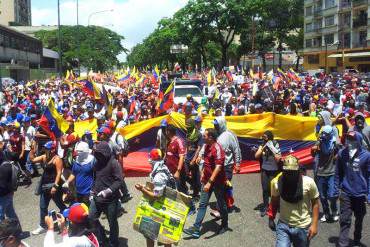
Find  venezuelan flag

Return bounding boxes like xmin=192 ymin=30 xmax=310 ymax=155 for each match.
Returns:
xmin=38 ymin=99 xmax=70 ymax=140
xmin=77 ymin=80 xmax=102 ymax=100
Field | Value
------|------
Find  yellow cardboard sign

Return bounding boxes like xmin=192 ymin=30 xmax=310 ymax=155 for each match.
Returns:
xmin=133 ymin=183 xmax=191 ymax=245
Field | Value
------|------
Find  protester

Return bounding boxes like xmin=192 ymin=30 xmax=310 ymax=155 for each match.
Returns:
xmin=185 ymin=118 xmax=202 ymax=200
xmin=43 ymin=203 xmax=98 ymax=247
xmin=255 ymin=130 xmax=281 ymax=217
xmin=268 ymin=155 xmax=320 ymax=247
xmin=335 ymin=131 xmax=370 ymax=247
xmin=156 ymin=119 xmax=168 ymax=155
xmin=0 ymin=151 xmax=20 ymax=223
xmin=311 ymin=125 xmax=339 ymax=223
xmin=183 ymin=128 xmax=228 ymax=239
xmin=349 ymin=112 xmax=370 ymax=150
xmin=63 ymin=142 xmax=95 ymax=206
xmin=164 ymin=125 xmax=186 ymax=193
xmin=88 ymin=141 xmax=123 ymax=247
xmin=30 ymin=141 xmax=66 ymax=235
xmin=135 ymin=148 xmax=175 ymax=247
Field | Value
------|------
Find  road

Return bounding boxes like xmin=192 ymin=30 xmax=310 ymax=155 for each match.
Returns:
xmin=14 ymin=173 xmax=370 ymax=247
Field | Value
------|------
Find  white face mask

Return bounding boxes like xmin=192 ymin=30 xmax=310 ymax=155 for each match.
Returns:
xmin=76 ymin=151 xmax=89 ymax=164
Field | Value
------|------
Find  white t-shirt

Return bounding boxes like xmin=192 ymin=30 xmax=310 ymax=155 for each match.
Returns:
xmin=43 ymin=230 xmax=95 ymax=247
xmin=24 ymin=126 xmax=36 ymax=151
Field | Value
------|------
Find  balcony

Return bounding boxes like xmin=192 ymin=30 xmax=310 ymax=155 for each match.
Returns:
xmin=339 ymin=0 xmax=351 ymax=8
xmin=314 ymin=8 xmax=322 ymax=17
xmin=353 ymin=17 xmax=368 ymax=28
xmin=338 ymin=21 xmax=351 ymax=29
xmin=352 ymin=0 xmax=368 ymax=7
xmin=353 ymin=41 xmax=368 ymax=48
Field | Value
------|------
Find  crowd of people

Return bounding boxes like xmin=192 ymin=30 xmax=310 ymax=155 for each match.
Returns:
xmin=0 ymin=67 xmax=369 ymax=247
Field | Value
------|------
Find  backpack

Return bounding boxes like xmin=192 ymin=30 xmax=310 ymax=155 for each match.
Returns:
xmin=115 ymin=133 xmax=129 ymax=157
xmin=151 ymin=166 xmax=177 ymax=190
xmin=1 ymin=161 xmax=20 ymax=191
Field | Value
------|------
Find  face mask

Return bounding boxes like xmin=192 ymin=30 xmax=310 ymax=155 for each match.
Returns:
xmin=355 ymin=118 xmax=364 ymax=129
xmin=76 ymin=151 xmax=89 ymax=164
xmin=347 ymin=139 xmax=358 ymax=151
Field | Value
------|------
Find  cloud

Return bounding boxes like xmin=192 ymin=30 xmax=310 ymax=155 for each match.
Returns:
xmin=32 ymin=0 xmax=188 ymax=61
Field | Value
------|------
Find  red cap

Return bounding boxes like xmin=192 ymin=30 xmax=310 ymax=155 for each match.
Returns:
xmin=149 ymin=148 xmax=162 ymax=160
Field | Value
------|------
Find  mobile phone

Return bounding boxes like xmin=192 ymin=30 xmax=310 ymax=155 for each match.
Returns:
xmin=48 ymin=210 xmax=59 ymax=231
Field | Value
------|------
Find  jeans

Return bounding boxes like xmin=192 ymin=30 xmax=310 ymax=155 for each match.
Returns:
xmin=39 ymin=190 xmax=66 ymax=228
xmin=193 ymin=184 xmax=228 ymax=230
xmin=176 ymin=169 xmax=188 ymax=195
xmin=89 ymin=198 xmax=119 ymax=247
xmin=185 ymin=162 xmax=201 ymax=197
xmin=316 ymin=175 xmax=338 ymax=217
xmin=224 ymin=165 xmax=234 ymax=181
xmin=276 ymin=221 xmax=310 ymax=247
xmin=338 ymin=193 xmax=366 ymax=247
xmin=261 ymin=169 xmax=279 ymax=209
xmin=0 ymin=193 xmax=19 ymax=222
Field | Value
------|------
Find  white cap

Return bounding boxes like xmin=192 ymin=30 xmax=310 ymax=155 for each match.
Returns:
xmin=75 ymin=142 xmax=91 ymax=153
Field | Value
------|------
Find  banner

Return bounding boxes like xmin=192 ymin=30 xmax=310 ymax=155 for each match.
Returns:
xmin=120 ymin=113 xmax=370 ymax=177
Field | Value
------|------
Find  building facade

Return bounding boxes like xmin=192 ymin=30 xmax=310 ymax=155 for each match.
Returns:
xmin=303 ymin=0 xmax=370 ymax=72
xmin=0 ymin=0 xmax=32 ymax=26
xmin=0 ymin=25 xmax=58 ymax=81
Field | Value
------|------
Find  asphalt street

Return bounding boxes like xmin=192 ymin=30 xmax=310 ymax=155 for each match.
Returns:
xmin=14 ymin=173 xmax=370 ymax=247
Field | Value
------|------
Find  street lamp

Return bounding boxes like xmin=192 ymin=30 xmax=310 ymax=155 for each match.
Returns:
xmin=251 ymin=14 xmax=262 ymax=69
xmin=323 ymin=41 xmax=339 ymax=74
xmin=57 ymin=0 xmax=62 ymax=78
xmin=88 ymin=9 xmax=114 ymax=26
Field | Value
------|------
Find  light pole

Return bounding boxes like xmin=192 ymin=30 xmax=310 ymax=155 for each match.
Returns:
xmin=251 ymin=14 xmax=262 ymax=69
xmin=88 ymin=9 xmax=114 ymax=26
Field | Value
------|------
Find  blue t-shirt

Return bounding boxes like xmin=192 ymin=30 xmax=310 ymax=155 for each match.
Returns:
xmin=72 ymin=159 xmax=95 ymax=195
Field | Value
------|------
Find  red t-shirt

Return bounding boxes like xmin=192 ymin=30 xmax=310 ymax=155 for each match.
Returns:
xmin=165 ymin=136 xmax=186 ymax=174
xmin=9 ymin=132 xmax=24 ymax=154
xmin=202 ymin=142 xmax=226 ymax=185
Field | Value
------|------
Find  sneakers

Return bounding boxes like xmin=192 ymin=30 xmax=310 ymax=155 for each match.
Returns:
xmin=260 ymin=208 xmax=267 ymax=217
xmin=332 ymin=214 xmax=339 ymax=222
xmin=183 ymin=226 xmax=200 ymax=239
xmin=320 ymin=215 xmax=327 ymax=223
xmin=31 ymin=226 xmax=46 ymax=235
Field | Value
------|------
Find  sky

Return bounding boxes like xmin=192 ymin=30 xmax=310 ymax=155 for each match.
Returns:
xmin=31 ymin=0 xmax=188 ymax=61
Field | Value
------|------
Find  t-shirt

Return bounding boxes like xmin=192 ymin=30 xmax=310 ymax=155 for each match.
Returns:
xmin=202 ymin=142 xmax=226 ymax=185
xmin=165 ymin=136 xmax=186 ymax=174
xmin=72 ymin=157 xmax=95 ymax=195
xmin=24 ymin=126 xmax=36 ymax=151
xmin=261 ymin=141 xmax=281 ymax=171
xmin=271 ymin=175 xmax=319 ymax=228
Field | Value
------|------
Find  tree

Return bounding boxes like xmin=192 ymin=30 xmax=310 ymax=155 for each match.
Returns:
xmin=284 ymin=28 xmax=304 ymax=70
xmin=35 ymin=25 xmax=127 ymax=72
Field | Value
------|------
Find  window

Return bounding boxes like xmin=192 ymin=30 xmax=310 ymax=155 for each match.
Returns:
xmin=306 ymin=23 xmax=314 ymax=32
xmin=325 ymin=15 xmax=335 ymax=26
xmin=325 ymin=0 xmax=335 ymax=8
xmin=306 ymin=6 xmax=313 ymax=16
xmin=313 ymin=37 xmax=322 ymax=47
xmin=324 ymin=34 xmax=334 ymax=44
xmin=308 ymin=55 xmax=320 ymax=64
xmin=306 ymin=39 xmax=313 ymax=48
xmin=314 ymin=19 xmax=322 ymax=29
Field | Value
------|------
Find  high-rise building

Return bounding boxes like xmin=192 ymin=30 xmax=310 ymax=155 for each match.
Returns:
xmin=303 ymin=0 xmax=370 ymax=72
xmin=0 ymin=0 xmax=32 ymax=26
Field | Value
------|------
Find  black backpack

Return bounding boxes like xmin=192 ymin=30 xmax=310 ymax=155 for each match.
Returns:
xmin=1 ymin=161 xmax=20 ymax=191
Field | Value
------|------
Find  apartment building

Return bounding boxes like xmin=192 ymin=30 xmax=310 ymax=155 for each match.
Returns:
xmin=0 ymin=0 xmax=32 ymax=26
xmin=303 ymin=0 xmax=370 ymax=72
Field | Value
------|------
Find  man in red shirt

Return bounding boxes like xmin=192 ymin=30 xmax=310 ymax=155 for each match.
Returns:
xmin=165 ymin=125 xmax=187 ymax=193
xmin=183 ymin=128 xmax=229 ymax=239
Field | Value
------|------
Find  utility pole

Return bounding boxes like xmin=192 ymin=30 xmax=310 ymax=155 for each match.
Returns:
xmin=57 ymin=0 xmax=63 ymax=78
xmin=76 ymin=0 xmax=80 ymax=75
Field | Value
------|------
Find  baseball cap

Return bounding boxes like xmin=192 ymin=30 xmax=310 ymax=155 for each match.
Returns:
xmin=194 ymin=116 xmax=203 ymax=123
xmin=97 ymin=126 xmax=111 ymax=135
xmin=75 ymin=141 xmax=91 ymax=153
xmin=63 ymin=203 xmax=89 ymax=224
xmin=24 ymin=116 xmax=31 ymax=122
xmin=44 ymin=141 xmax=57 ymax=150
xmin=282 ymin=155 xmax=299 ymax=171
xmin=149 ymin=148 xmax=162 ymax=161
xmin=160 ymin=119 xmax=168 ymax=127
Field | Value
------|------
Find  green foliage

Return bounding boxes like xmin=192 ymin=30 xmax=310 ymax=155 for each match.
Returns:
xmin=128 ymin=0 xmax=304 ymax=69
xmin=35 ymin=25 xmax=126 ymax=72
